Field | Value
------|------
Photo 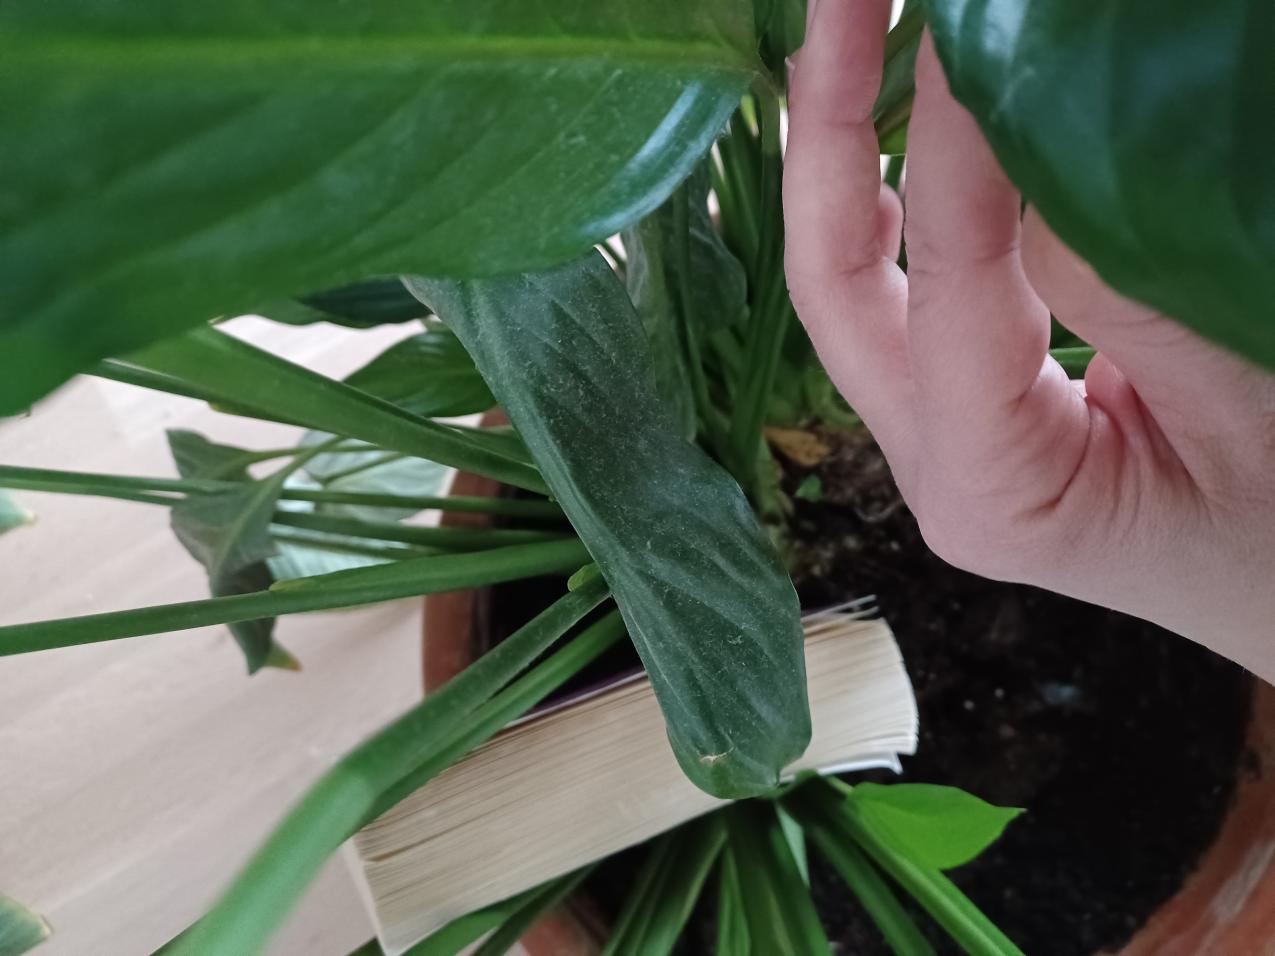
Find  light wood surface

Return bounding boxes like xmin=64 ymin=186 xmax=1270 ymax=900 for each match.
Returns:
xmin=0 ymin=318 xmax=430 ymax=955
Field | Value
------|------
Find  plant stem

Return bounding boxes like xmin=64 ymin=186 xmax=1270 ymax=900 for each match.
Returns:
xmin=0 ymin=538 xmax=593 ymax=655
xmin=270 ymin=511 xmax=567 ymax=550
xmin=0 ymin=464 xmax=563 ymax=519
xmin=166 ymin=580 xmax=612 ymax=956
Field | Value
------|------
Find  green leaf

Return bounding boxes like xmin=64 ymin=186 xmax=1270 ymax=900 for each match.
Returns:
xmin=298 ymin=438 xmax=449 ymax=525
xmin=849 ymin=783 xmax=1022 ymax=872
xmin=263 ymin=278 xmax=430 ymax=329
xmin=407 ymin=253 xmax=810 ymax=799
xmin=0 ymin=1 xmax=760 ymax=413
xmin=923 ymin=0 xmax=1275 ymax=369
xmin=789 ymin=780 xmax=1025 ymax=956
xmin=126 ymin=327 xmax=548 ymax=494
xmin=0 ymin=492 xmax=34 ymax=537
xmin=726 ymin=803 xmax=833 ymax=956
xmin=166 ymin=430 xmax=300 ymax=672
xmin=342 ymin=326 xmax=495 ymax=419
xmin=623 ymin=163 xmax=747 ymax=436
xmin=167 ymin=582 xmax=612 ymax=956
xmin=601 ymin=817 xmax=726 ymax=956
xmin=0 ymin=895 xmax=49 ymax=956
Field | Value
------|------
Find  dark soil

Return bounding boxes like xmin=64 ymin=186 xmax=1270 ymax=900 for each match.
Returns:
xmin=786 ymin=426 xmax=1255 ymax=955
xmin=474 ymin=424 xmax=1255 ymax=955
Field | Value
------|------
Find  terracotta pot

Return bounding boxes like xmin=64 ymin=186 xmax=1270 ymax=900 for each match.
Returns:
xmin=424 ymin=447 xmax=1275 ymax=956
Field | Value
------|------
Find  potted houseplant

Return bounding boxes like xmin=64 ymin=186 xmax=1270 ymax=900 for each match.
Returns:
xmin=1 ymin=0 xmax=1273 ymax=953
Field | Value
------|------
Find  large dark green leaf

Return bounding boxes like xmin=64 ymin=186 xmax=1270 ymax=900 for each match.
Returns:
xmin=0 ymin=895 xmax=49 ymax=956
xmin=407 ymin=253 xmax=809 ymax=799
xmin=166 ymin=430 xmax=297 ymax=672
xmin=924 ymin=0 xmax=1275 ymax=368
xmin=623 ymin=163 xmax=748 ymax=436
xmin=0 ymin=1 xmax=760 ymax=413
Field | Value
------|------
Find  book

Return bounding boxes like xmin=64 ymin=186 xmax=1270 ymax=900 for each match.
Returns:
xmin=346 ymin=609 xmax=918 ymax=955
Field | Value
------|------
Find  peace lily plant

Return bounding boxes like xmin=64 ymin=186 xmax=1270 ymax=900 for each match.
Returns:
xmin=1 ymin=0 xmax=1272 ymax=953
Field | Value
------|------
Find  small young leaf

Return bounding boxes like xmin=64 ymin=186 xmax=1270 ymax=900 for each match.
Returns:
xmin=849 ymin=783 xmax=1023 ymax=871
xmin=0 ymin=492 xmax=33 ymax=537
xmin=409 ymin=253 xmax=810 ymax=799
xmin=166 ymin=429 xmax=300 ymax=672
xmin=0 ymin=894 xmax=50 ymax=956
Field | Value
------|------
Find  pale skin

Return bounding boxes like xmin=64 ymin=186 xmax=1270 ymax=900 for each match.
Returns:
xmin=785 ymin=0 xmax=1275 ymax=683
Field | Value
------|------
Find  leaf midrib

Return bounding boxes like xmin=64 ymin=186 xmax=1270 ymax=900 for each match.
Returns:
xmin=2 ymin=34 xmax=760 ymax=75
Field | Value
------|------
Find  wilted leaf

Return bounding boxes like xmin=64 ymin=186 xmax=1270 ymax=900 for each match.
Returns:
xmin=408 ymin=253 xmax=809 ymax=798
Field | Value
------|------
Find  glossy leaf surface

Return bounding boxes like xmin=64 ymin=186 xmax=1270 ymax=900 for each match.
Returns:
xmin=0 ymin=0 xmax=760 ymax=412
xmin=849 ymin=783 xmax=1022 ymax=872
xmin=409 ymin=253 xmax=809 ymax=798
xmin=263 ymin=278 xmax=429 ymax=328
xmin=924 ymin=0 xmax=1275 ymax=368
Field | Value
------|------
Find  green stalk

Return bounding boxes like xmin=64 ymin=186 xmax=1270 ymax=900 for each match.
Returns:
xmin=269 ymin=531 xmax=435 ymax=562
xmin=167 ymin=578 xmax=610 ymax=956
xmin=270 ymin=511 xmax=567 ymax=550
xmin=803 ymin=821 xmax=936 ymax=956
xmin=0 ymin=464 xmax=564 ymax=519
xmin=1049 ymin=346 xmax=1095 ymax=378
xmin=367 ymin=609 xmax=626 ymax=819
xmin=0 ymin=538 xmax=592 ymax=656
xmin=471 ymin=866 xmax=597 ymax=956
xmin=796 ymin=781 xmax=1024 ymax=956
xmin=399 ymin=884 xmax=545 ymax=956
xmin=126 ymin=327 xmax=548 ymax=493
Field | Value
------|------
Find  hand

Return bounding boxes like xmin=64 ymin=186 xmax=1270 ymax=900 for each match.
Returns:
xmin=784 ymin=0 xmax=1275 ymax=682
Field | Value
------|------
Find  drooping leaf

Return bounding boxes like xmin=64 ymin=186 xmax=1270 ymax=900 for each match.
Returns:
xmin=0 ymin=1 xmax=761 ymax=413
xmin=0 ymin=492 xmax=34 ymax=537
xmin=166 ymin=429 xmax=298 ymax=672
xmin=848 ymin=783 xmax=1022 ymax=872
xmin=343 ymin=326 xmax=495 ymax=419
xmin=623 ymin=163 xmax=748 ymax=435
xmin=262 ymin=278 xmax=430 ymax=328
xmin=0 ymin=895 xmax=49 ymax=956
xmin=407 ymin=252 xmax=809 ymax=799
xmin=923 ymin=0 xmax=1275 ymax=369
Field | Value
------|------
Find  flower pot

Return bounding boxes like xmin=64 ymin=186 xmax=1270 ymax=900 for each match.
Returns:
xmin=422 ymin=444 xmax=1275 ymax=956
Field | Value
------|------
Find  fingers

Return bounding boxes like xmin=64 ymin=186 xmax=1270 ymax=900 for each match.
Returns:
xmin=784 ymin=0 xmax=912 ymax=452
xmin=785 ymin=0 xmax=894 ymax=280
xmin=1020 ymin=208 xmax=1261 ymax=422
xmin=904 ymin=34 xmax=1054 ymax=411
